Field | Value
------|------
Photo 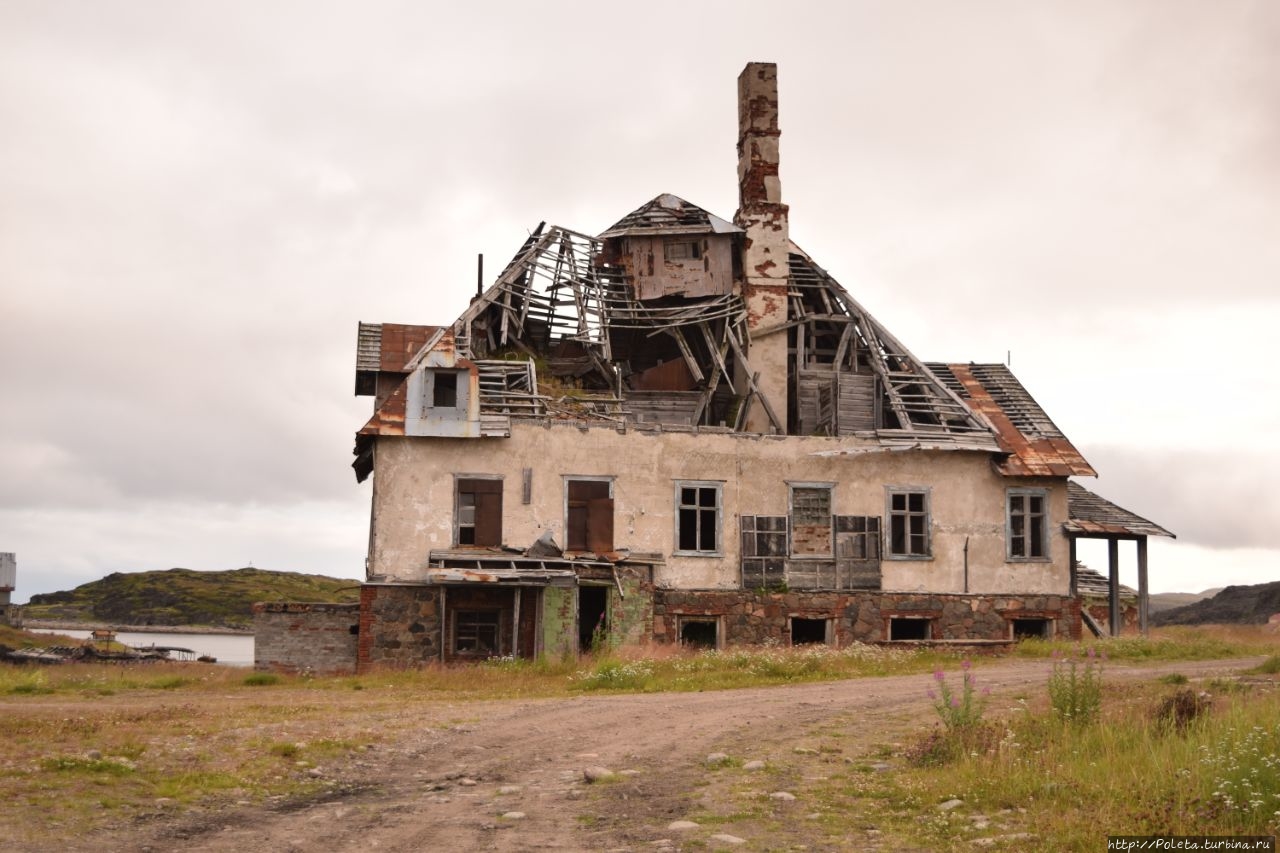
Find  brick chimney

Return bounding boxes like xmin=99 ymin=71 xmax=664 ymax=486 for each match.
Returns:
xmin=734 ymin=62 xmax=789 ymax=434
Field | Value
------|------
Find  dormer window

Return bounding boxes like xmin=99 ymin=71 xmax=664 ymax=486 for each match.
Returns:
xmin=433 ymin=371 xmax=459 ymax=407
xmin=664 ymin=240 xmax=702 ymax=261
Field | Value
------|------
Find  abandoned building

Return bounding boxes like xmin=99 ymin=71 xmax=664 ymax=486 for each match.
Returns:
xmin=254 ymin=63 xmax=1174 ymax=673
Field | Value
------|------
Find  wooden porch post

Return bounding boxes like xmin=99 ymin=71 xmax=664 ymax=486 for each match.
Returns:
xmin=1137 ymin=537 xmax=1150 ymax=637
xmin=1068 ymin=535 xmax=1078 ymax=597
xmin=1107 ymin=538 xmax=1120 ymax=638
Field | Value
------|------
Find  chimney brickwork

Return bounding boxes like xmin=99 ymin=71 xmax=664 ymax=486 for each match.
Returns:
xmin=735 ymin=62 xmax=789 ymax=434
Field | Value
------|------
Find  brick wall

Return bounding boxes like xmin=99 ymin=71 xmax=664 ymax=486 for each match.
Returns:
xmin=253 ymin=602 xmax=360 ymax=674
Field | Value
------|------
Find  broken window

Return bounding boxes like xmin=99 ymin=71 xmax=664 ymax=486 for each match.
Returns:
xmin=566 ymin=477 xmax=614 ymax=552
xmin=789 ymin=483 xmax=833 ymax=557
xmin=456 ymin=477 xmax=503 ymax=547
xmin=675 ymin=481 xmax=721 ymax=555
xmin=887 ymin=488 xmax=930 ymax=558
xmin=1007 ymin=489 xmax=1048 ymax=560
xmin=1011 ymin=618 xmax=1050 ymax=640
xmin=432 ymin=371 xmax=459 ymax=408
xmin=677 ymin=617 xmax=719 ymax=649
xmin=888 ymin=617 xmax=931 ymax=641
xmin=790 ymin=617 xmax=831 ymax=646
xmin=663 ymin=239 xmax=702 ymax=261
xmin=454 ymin=610 xmax=501 ymax=655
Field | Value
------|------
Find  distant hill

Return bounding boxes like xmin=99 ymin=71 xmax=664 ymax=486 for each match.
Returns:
xmin=1152 ymin=581 xmax=1280 ymax=626
xmin=1148 ymin=589 xmax=1221 ymax=614
xmin=24 ymin=568 xmax=360 ymax=629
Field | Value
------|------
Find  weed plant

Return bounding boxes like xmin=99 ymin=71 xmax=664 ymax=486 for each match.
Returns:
xmin=1047 ymin=648 xmax=1103 ymax=725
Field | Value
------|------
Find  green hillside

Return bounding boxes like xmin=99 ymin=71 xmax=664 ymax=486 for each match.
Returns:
xmin=24 ymin=568 xmax=361 ymax=629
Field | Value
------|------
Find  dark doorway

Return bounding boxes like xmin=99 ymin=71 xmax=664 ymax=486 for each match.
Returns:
xmin=790 ymin=617 xmax=829 ymax=645
xmin=679 ymin=618 xmax=718 ymax=649
xmin=1012 ymin=618 xmax=1050 ymax=640
xmin=578 ymin=586 xmax=608 ymax=652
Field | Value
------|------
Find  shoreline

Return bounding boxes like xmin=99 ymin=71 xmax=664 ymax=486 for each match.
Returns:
xmin=23 ymin=620 xmax=252 ymax=636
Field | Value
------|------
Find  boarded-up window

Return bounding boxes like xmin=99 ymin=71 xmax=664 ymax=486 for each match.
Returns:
xmin=457 ymin=478 xmax=502 ymax=547
xmin=1008 ymin=489 xmax=1047 ymax=560
xmin=790 ymin=485 xmax=833 ymax=557
xmin=567 ymin=479 xmax=613 ymax=552
xmin=888 ymin=489 xmax=929 ymax=558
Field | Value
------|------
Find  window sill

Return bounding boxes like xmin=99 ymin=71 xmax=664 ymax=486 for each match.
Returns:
xmin=673 ymin=550 xmax=724 ymax=558
xmin=884 ymin=554 xmax=934 ymax=562
xmin=1006 ymin=557 xmax=1053 ymax=564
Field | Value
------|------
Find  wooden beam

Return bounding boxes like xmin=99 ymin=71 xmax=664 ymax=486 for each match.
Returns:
xmin=725 ymin=328 xmax=783 ymax=433
xmin=1068 ymin=535 xmax=1078 ymax=598
xmin=1137 ymin=537 xmax=1149 ymax=638
xmin=1108 ymin=538 xmax=1120 ymax=638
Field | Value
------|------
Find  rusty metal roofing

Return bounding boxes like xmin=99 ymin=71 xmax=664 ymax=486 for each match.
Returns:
xmin=928 ymin=363 xmax=1097 ymax=478
xmin=600 ymin=193 xmax=743 ymax=238
xmin=1065 ymin=481 xmax=1175 ymax=538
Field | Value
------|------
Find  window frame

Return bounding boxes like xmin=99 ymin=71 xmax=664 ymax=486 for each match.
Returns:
xmin=673 ymin=480 xmax=724 ymax=557
xmin=431 ymin=369 xmax=462 ymax=408
xmin=563 ymin=475 xmax=615 ymax=553
xmin=454 ymin=474 xmax=504 ymax=548
xmin=1006 ymin=487 xmax=1050 ymax=562
xmin=788 ymin=481 xmax=835 ymax=558
xmin=885 ymin=486 xmax=932 ymax=560
xmin=453 ymin=609 xmax=502 ymax=656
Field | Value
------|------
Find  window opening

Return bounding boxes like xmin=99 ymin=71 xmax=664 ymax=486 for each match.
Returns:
xmin=1008 ymin=490 xmax=1047 ymax=559
xmin=1012 ymin=618 xmax=1050 ymax=640
xmin=676 ymin=483 xmax=721 ymax=553
xmin=566 ymin=478 xmax=614 ymax=552
xmin=663 ymin=240 xmax=702 ymax=261
xmin=456 ymin=478 xmax=502 ymax=547
xmin=888 ymin=489 xmax=930 ymax=557
xmin=790 ymin=484 xmax=833 ymax=557
xmin=888 ymin=617 xmax=930 ymax=641
xmin=790 ymin=618 xmax=830 ymax=645
xmin=678 ymin=618 xmax=718 ymax=649
xmin=433 ymin=371 xmax=459 ymax=408
xmin=455 ymin=610 xmax=500 ymax=654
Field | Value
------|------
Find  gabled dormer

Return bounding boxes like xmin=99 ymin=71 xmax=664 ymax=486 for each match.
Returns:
xmin=598 ymin=194 xmax=743 ymax=301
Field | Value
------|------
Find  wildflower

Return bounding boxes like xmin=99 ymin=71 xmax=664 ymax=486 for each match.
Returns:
xmin=961 ymin=659 xmax=972 ymax=671
xmin=934 ymin=669 xmax=945 ymax=682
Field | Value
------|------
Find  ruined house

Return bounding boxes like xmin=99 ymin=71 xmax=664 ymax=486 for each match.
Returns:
xmin=291 ymin=62 xmax=1173 ymax=672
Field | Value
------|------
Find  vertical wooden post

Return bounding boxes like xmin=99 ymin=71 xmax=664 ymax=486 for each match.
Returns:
xmin=1068 ymin=535 xmax=1078 ymax=597
xmin=1137 ymin=537 xmax=1150 ymax=638
xmin=1108 ymin=538 xmax=1121 ymax=638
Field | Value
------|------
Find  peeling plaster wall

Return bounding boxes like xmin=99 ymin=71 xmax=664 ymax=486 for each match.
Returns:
xmin=367 ymin=422 xmax=1070 ymax=596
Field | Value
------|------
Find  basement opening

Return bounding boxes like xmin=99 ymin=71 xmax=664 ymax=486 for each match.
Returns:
xmin=790 ymin=617 xmax=830 ymax=645
xmin=888 ymin=617 xmax=931 ymax=641
xmin=678 ymin=617 xmax=719 ymax=649
xmin=1011 ymin=618 xmax=1051 ymax=640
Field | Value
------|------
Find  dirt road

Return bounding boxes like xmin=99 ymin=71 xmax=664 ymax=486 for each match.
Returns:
xmin=104 ymin=656 xmax=1251 ymax=853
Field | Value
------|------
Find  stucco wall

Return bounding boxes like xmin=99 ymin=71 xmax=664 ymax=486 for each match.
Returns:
xmin=367 ymin=423 xmax=1070 ymax=597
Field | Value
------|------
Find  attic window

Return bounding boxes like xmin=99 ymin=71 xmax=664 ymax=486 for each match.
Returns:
xmin=433 ymin=371 xmax=459 ymax=408
xmin=663 ymin=240 xmax=702 ymax=261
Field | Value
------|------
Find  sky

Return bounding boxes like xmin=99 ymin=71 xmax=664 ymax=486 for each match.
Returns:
xmin=2 ymin=0 xmax=1277 ymax=601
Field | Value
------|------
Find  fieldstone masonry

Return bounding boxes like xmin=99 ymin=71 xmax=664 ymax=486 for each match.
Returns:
xmin=357 ymin=584 xmax=443 ymax=672
xmin=654 ymin=589 xmax=1079 ymax=646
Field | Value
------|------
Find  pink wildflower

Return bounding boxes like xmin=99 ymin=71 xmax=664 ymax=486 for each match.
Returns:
xmin=961 ymin=659 xmax=972 ymax=671
xmin=934 ymin=669 xmax=945 ymax=682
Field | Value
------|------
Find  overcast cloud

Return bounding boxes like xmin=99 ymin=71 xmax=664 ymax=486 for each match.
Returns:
xmin=2 ymin=0 xmax=1277 ymax=599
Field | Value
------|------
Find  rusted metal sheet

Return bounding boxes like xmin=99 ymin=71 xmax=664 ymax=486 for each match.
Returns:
xmin=943 ymin=364 xmax=1097 ymax=478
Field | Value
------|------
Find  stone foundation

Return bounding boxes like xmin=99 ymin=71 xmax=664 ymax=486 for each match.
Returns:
xmin=357 ymin=584 xmax=443 ymax=672
xmin=253 ymin=602 xmax=360 ymax=674
xmin=654 ymin=589 xmax=1081 ymax=645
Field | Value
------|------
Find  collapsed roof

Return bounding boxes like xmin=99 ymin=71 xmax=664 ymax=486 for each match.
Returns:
xmin=353 ymin=194 xmax=1093 ymax=484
